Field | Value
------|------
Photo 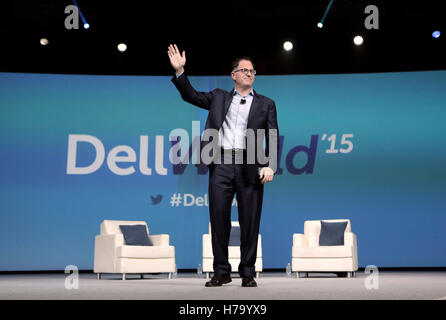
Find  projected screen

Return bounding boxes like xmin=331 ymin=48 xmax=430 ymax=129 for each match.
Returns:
xmin=0 ymin=71 xmax=445 ymax=271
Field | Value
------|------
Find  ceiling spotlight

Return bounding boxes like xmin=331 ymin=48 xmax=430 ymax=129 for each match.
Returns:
xmin=40 ymin=38 xmax=49 ymax=46
xmin=318 ymin=0 xmax=334 ymax=31
xmin=432 ymin=31 xmax=441 ymax=39
xmin=83 ymin=23 xmax=90 ymax=30
xmin=117 ymin=43 xmax=127 ymax=52
xmin=283 ymin=41 xmax=293 ymax=51
xmin=353 ymin=35 xmax=364 ymax=46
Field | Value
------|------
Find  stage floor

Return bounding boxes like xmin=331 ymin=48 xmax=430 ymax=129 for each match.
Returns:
xmin=1 ymin=271 xmax=446 ymax=300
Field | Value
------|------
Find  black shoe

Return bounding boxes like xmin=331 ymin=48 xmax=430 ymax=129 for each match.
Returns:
xmin=205 ymin=274 xmax=232 ymax=287
xmin=241 ymin=277 xmax=257 ymax=287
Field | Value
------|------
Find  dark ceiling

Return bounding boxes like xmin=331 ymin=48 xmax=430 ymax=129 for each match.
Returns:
xmin=1 ymin=0 xmax=445 ymax=75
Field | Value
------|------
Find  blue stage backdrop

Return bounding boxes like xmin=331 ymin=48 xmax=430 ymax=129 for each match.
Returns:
xmin=0 ymin=71 xmax=445 ymax=271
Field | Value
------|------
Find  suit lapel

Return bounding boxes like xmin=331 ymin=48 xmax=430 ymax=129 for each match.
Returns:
xmin=247 ymin=90 xmax=261 ymax=128
xmin=223 ymin=89 xmax=234 ymax=118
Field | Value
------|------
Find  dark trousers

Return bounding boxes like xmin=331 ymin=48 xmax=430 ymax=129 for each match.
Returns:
xmin=208 ymin=151 xmax=264 ymax=277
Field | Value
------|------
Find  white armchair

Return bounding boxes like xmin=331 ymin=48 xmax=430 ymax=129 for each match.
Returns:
xmin=292 ymin=219 xmax=358 ymax=278
xmin=202 ymin=221 xmax=262 ymax=279
xmin=94 ymin=220 xmax=176 ymax=280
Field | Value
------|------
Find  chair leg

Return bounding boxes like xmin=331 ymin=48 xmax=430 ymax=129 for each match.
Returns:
xmin=256 ymin=272 xmax=260 ymax=279
xmin=168 ymin=272 xmax=172 ymax=279
xmin=348 ymin=272 xmax=354 ymax=278
xmin=122 ymin=273 xmax=126 ymax=280
xmin=97 ymin=273 xmax=101 ymax=280
xmin=206 ymin=272 xmax=210 ymax=280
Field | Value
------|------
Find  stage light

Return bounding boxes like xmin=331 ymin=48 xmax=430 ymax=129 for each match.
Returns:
xmin=117 ymin=43 xmax=127 ymax=52
xmin=432 ymin=31 xmax=441 ymax=39
xmin=318 ymin=0 xmax=334 ymax=30
xmin=72 ymin=0 xmax=89 ymax=31
xmin=353 ymin=35 xmax=364 ymax=46
xmin=40 ymin=38 xmax=49 ymax=46
xmin=283 ymin=41 xmax=293 ymax=51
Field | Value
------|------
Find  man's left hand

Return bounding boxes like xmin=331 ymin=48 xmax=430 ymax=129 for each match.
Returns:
xmin=259 ymin=167 xmax=275 ymax=184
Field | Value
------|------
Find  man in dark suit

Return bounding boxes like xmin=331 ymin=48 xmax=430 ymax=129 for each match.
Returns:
xmin=168 ymin=44 xmax=279 ymax=287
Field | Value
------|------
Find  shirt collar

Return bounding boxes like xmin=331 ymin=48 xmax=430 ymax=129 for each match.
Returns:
xmin=233 ymin=88 xmax=254 ymax=97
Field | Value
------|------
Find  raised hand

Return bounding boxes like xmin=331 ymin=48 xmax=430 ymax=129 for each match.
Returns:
xmin=167 ymin=44 xmax=186 ymax=74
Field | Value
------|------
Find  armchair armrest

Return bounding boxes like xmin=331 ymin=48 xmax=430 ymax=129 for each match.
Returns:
xmin=94 ymin=234 xmax=124 ymax=273
xmin=293 ymin=233 xmax=308 ymax=247
xmin=95 ymin=234 xmax=125 ymax=248
xmin=344 ymin=232 xmax=357 ymax=247
xmin=147 ymin=234 xmax=170 ymax=246
xmin=344 ymin=232 xmax=358 ymax=270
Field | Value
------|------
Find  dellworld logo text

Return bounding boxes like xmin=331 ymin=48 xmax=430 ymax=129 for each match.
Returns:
xmin=66 ymin=122 xmax=354 ymax=176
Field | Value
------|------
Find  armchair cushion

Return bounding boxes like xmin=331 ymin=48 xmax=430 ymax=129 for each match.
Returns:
xmin=319 ymin=221 xmax=348 ymax=246
xmin=292 ymin=245 xmax=353 ymax=258
xmin=117 ymin=245 xmax=174 ymax=258
xmin=119 ymin=225 xmax=152 ymax=246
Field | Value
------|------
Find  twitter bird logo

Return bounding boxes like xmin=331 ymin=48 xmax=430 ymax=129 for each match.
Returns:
xmin=151 ymin=194 xmax=163 ymax=205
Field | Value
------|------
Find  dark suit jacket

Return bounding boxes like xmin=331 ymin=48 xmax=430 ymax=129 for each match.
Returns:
xmin=171 ymin=73 xmax=279 ymax=183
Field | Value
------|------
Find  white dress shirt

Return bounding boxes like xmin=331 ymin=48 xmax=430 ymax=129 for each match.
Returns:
xmin=219 ymin=89 xmax=254 ymax=149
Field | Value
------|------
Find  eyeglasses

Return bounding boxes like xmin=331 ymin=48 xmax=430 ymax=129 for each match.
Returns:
xmin=233 ymin=68 xmax=256 ymax=75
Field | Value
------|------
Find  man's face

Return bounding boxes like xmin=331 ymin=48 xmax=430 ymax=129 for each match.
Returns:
xmin=231 ymin=60 xmax=255 ymax=88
